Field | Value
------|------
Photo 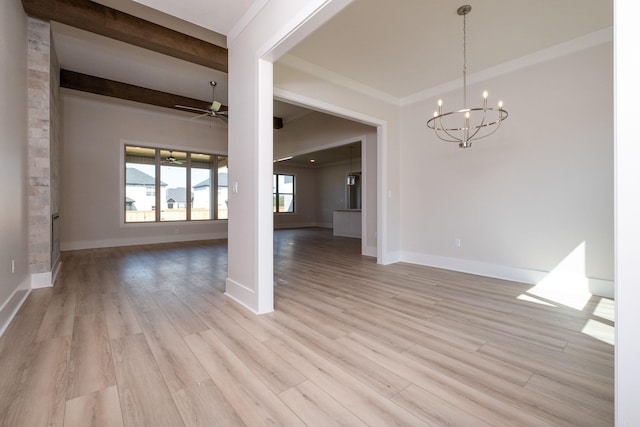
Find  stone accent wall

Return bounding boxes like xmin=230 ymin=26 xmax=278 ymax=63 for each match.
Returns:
xmin=26 ymin=17 xmax=55 ymax=275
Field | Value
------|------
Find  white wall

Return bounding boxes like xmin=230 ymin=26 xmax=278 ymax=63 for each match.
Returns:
xmin=400 ymin=41 xmax=613 ymax=293
xmin=316 ymin=159 xmax=360 ymax=226
xmin=273 ymin=164 xmax=318 ymax=229
xmin=274 ymin=110 xmax=373 ymax=158
xmin=60 ymin=92 xmax=228 ymax=250
xmin=0 ymin=0 xmax=30 ymax=335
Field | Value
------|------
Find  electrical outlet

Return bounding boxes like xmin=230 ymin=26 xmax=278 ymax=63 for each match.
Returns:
xmin=455 ymin=238 xmax=461 ymax=248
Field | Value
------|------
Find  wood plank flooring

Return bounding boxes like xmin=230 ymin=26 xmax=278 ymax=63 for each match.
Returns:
xmin=0 ymin=228 xmax=614 ymax=426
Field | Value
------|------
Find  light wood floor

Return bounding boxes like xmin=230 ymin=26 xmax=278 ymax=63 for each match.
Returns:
xmin=0 ymin=228 xmax=614 ymax=426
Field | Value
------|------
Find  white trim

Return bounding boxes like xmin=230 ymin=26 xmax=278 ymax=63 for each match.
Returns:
xmin=401 ymin=27 xmax=613 ymax=106
xmin=258 ymin=0 xmax=353 ymax=62
xmin=226 ymin=0 xmax=270 ymax=44
xmin=277 ymin=27 xmax=613 ymax=108
xmin=273 ymin=88 xmax=386 ymax=126
xmin=0 ymin=278 xmax=31 ymax=338
xmin=225 ymin=277 xmax=267 ymax=315
xmin=61 ymin=231 xmax=228 ymax=251
xmin=381 ymin=250 xmax=401 ymax=266
xmin=376 ymin=124 xmax=389 ymax=266
xmin=31 ymin=271 xmax=53 ymax=289
xmin=274 ymin=222 xmax=318 ymax=229
xmin=277 ymin=54 xmax=400 ymax=105
xmin=360 ymin=134 xmax=368 ymax=256
xmin=274 ymin=88 xmax=389 ymax=267
xmin=363 ymin=245 xmax=377 ymax=258
xmin=275 ymin=133 xmax=365 ymax=161
xmin=400 ymin=250 xmax=614 ymax=298
xmin=589 ymin=278 xmax=614 ymax=299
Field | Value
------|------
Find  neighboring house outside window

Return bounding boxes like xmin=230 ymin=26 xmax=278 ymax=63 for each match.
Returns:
xmin=125 ymin=166 xmax=167 ymax=222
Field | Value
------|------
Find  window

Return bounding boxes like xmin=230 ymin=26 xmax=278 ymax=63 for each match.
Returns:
xmin=124 ymin=145 xmax=227 ymax=223
xmin=273 ymin=173 xmax=295 ymax=213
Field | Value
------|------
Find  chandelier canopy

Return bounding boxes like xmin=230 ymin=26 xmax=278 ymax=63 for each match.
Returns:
xmin=426 ymin=5 xmax=508 ymax=148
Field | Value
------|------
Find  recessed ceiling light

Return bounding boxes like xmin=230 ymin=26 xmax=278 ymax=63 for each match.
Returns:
xmin=310 ymin=159 xmax=315 ymax=163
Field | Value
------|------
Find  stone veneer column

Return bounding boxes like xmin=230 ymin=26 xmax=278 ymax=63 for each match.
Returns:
xmin=27 ymin=17 xmax=60 ymax=284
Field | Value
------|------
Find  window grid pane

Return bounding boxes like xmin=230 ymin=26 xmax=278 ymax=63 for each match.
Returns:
xmin=125 ymin=146 xmax=156 ymax=222
xmin=191 ymin=153 xmax=213 ymax=221
xmin=160 ymin=150 xmax=187 ymax=221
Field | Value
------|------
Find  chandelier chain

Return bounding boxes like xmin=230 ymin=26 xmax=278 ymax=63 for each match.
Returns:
xmin=463 ymin=12 xmax=467 ymax=110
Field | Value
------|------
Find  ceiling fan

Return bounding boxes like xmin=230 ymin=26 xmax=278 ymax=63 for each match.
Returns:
xmin=162 ymin=151 xmax=184 ymax=165
xmin=175 ymin=81 xmax=228 ymax=122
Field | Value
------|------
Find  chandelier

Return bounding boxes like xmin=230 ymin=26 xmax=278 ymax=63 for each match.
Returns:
xmin=426 ymin=5 xmax=508 ymax=148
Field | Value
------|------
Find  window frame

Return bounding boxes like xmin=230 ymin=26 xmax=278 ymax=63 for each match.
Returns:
xmin=273 ymin=173 xmax=296 ymax=214
xmin=123 ymin=144 xmax=228 ymax=224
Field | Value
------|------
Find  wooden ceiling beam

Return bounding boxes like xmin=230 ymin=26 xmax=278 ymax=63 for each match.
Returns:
xmin=60 ymin=70 xmax=284 ymax=128
xmin=60 ymin=69 xmax=214 ymax=111
xmin=21 ymin=0 xmax=228 ymax=72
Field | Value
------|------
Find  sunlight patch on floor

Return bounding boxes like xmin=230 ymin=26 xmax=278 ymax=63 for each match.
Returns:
xmin=516 ymin=293 xmax=557 ymax=307
xmin=593 ymin=298 xmax=615 ymax=322
xmin=525 ymin=242 xmax=592 ymax=311
xmin=581 ymin=318 xmax=615 ymax=345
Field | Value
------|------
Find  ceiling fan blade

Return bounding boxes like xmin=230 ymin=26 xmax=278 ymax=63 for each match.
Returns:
xmin=175 ymin=105 xmax=209 ymax=114
xmin=214 ymin=113 xmax=228 ymax=123
xmin=190 ymin=112 xmax=211 ymax=120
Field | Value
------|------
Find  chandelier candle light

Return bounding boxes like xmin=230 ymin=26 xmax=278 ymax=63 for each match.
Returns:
xmin=426 ymin=5 xmax=508 ymax=148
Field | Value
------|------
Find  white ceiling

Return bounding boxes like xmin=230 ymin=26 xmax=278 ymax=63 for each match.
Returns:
xmin=52 ymin=0 xmax=613 ymax=111
xmin=286 ymin=0 xmax=612 ymax=100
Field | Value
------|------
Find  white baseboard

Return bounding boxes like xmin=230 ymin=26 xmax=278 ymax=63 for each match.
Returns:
xmin=274 ymin=222 xmax=318 ymax=230
xmin=378 ymin=250 xmax=402 ymax=266
xmin=31 ymin=271 xmax=54 ymax=289
xmin=400 ymin=251 xmax=614 ymax=299
xmin=588 ymin=278 xmax=615 ymax=299
xmin=30 ymin=258 xmax=63 ymax=290
xmin=224 ymin=277 xmax=258 ymax=314
xmin=61 ymin=232 xmax=229 ymax=251
xmin=363 ymin=245 xmax=377 ymax=257
xmin=0 ymin=277 xmax=31 ymax=338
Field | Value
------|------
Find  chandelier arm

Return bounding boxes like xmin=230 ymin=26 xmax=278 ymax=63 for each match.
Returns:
xmin=469 ymin=119 xmax=503 ymax=141
xmin=432 ymin=119 xmax=464 ymax=143
xmin=466 ymin=109 xmax=489 ymax=141
xmin=440 ymin=126 xmax=465 ymax=144
xmin=435 ymin=130 xmax=463 ymax=144
xmin=428 ymin=116 xmax=464 ymax=143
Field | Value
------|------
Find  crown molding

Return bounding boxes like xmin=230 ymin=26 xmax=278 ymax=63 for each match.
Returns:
xmin=400 ymin=27 xmax=613 ymax=106
xmin=278 ymin=27 xmax=613 ymax=108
